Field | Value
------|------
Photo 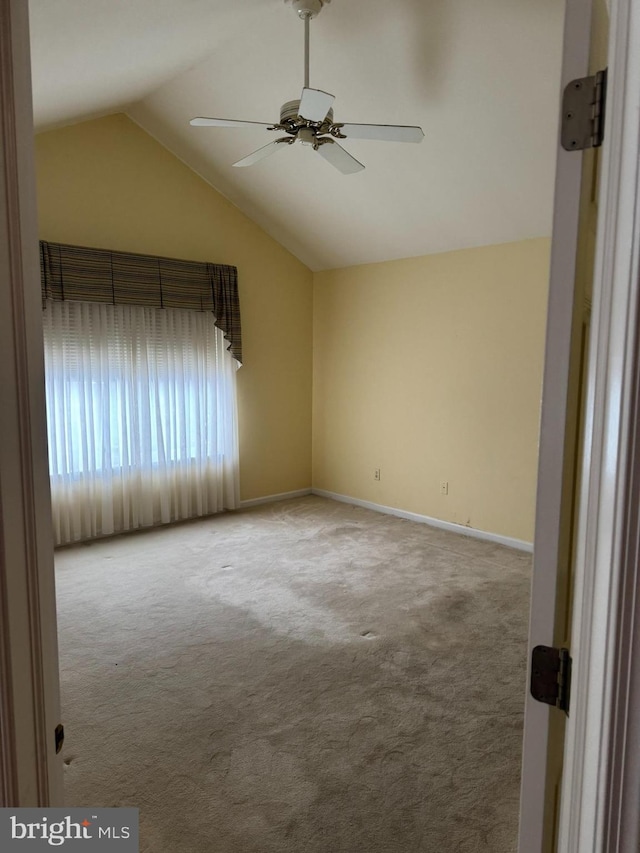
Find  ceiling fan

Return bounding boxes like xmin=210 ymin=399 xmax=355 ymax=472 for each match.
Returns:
xmin=190 ymin=0 xmax=424 ymax=174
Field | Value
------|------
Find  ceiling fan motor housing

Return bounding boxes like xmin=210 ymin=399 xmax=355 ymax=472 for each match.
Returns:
xmin=285 ymin=0 xmax=330 ymax=19
xmin=280 ymin=100 xmax=334 ymax=127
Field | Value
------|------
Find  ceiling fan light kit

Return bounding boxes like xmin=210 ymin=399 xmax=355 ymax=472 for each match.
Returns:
xmin=190 ymin=0 xmax=423 ymax=174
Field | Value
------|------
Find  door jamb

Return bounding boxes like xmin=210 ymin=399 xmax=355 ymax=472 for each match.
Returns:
xmin=518 ymin=0 xmax=594 ymax=846
xmin=558 ymin=0 xmax=640 ymax=847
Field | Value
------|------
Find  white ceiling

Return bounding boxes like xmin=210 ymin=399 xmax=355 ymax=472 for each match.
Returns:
xmin=29 ymin=0 xmax=565 ymax=271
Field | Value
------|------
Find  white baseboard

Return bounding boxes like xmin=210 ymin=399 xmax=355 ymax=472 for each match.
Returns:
xmin=311 ymin=488 xmax=533 ymax=553
xmin=239 ymin=488 xmax=312 ymax=509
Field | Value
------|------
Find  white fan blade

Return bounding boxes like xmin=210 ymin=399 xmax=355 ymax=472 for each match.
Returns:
xmin=299 ymin=88 xmax=335 ymax=122
xmin=316 ymin=140 xmax=365 ymax=175
xmin=190 ymin=117 xmax=273 ymax=128
xmin=232 ymin=140 xmax=290 ymax=168
xmin=339 ymin=123 xmax=424 ymax=143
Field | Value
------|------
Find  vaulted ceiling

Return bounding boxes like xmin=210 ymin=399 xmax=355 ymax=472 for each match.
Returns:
xmin=29 ymin=0 xmax=565 ymax=271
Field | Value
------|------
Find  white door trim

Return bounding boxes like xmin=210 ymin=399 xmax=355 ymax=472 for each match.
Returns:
xmin=558 ymin=0 xmax=640 ymax=846
xmin=0 ymin=0 xmax=63 ymax=807
xmin=518 ymin=0 xmax=594 ymax=847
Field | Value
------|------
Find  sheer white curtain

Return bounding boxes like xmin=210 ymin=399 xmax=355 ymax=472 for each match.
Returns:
xmin=43 ymin=299 xmax=240 ymax=545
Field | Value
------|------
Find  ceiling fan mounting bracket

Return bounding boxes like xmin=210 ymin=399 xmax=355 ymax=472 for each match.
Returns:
xmin=285 ymin=0 xmax=331 ymax=20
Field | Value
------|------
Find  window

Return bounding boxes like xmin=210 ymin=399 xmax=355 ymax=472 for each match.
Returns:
xmin=43 ymin=299 xmax=239 ymax=545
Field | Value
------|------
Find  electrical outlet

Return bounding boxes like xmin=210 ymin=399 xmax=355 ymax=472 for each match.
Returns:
xmin=374 ymin=468 xmax=381 ymax=481
xmin=440 ymin=481 xmax=449 ymax=495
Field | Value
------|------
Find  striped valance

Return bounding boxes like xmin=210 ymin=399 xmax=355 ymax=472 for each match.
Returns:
xmin=39 ymin=240 xmax=242 ymax=363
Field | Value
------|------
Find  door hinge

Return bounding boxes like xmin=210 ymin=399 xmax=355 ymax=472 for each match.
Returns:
xmin=55 ymin=723 xmax=65 ymax=754
xmin=561 ymin=68 xmax=607 ymax=151
xmin=530 ymin=645 xmax=572 ymax=714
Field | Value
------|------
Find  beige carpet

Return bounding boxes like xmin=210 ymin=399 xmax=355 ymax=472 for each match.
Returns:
xmin=54 ymin=495 xmax=532 ymax=852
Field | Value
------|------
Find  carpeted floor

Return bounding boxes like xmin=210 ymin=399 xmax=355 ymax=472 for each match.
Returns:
xmin=54 ymin=495 xmax=532 ymax=852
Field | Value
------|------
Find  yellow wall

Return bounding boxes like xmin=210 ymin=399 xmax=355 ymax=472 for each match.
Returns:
xmin=313 ymin=239 xmax=550 ymax=543
xmin=34 ymin=113 xmax=314 ymax=501
xmin=35 ymin=113 xmax=549 ymax=540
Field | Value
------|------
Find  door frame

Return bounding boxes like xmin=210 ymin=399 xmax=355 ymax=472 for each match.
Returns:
xmin=518 ymin=0 xmax=595 ymax=844
xmin=0 ymin=0 xmax=63 ymax=807
xmin=520 ymin=0 xmax=640 ymax=846
xmin=557 ymin=0 xmax=640 ymax=847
